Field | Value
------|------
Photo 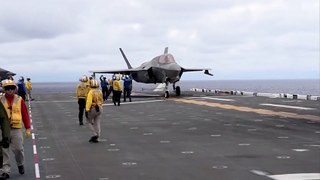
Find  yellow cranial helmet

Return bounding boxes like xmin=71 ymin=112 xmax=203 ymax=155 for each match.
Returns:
xmin=90 ymin=79 xmax=99 ymax=88
xmin=1 ymin=79 xmax=17 ymax=88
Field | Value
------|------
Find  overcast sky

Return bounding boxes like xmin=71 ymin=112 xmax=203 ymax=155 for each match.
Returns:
xmin=0 ymin=0 xmax=319 ymax=82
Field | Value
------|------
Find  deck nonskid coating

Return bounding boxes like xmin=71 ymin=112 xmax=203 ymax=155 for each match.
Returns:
xmin=18 ymin=93 xmax=320 ymax=180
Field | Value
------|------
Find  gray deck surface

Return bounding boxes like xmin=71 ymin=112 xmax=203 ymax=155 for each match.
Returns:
xmin=11 ymin=92 xmax=320 ymax=180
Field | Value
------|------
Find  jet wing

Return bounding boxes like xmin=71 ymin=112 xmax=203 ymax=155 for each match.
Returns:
xmin=0 ymin=68 xmax=16 ymax=80
xmin=89 ymin=68 xmax=141 ymax=75
xmin=182 ymin=68 xmax=213 ymax=76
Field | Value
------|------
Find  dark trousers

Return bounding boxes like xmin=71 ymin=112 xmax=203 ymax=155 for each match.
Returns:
xmin=123 ymin=88 xmax=132 ymax=102
xmin=102 ymin=87 xmax=108 ymax=101
xmin=78 ymin=98 xmax=86 ymax=123
xmin=113 ymin=90 xmax=122 ymax=106
xmin=107 ymin=86 xmax=113 ymax=98
xmin=108 ymin=86 xmax=113 ymax=96
xmin=0 ymin=151 xmax=2 ymax=168
xmin=18 ymin=92 xmax=26 ymax=101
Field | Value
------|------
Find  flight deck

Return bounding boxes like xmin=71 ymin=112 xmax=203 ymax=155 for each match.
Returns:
xmin=13 ymin=92 xmax=320 ymax=180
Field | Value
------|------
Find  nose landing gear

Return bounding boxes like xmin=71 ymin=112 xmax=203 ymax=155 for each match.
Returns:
xmin=175 ymin=86 xmax=181 ymax=96
xmin=164 ymin=82 xmax=181 ymax=98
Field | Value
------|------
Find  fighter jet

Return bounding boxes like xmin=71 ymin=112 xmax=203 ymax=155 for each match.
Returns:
xmin=90 ymin=47 xmax=213 ymax=98
xmin=0 ymin=67 xmax=15 ymax=81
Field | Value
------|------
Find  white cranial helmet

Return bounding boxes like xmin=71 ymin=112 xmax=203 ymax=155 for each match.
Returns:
xmin=90 ymin=79 xmax=99 ymax=88
xmin=81 ymin=75 xmax=88 ymax=82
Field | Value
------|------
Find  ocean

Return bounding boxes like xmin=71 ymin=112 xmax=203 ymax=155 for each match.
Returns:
xmin=31 ymin=79 xmax=320 ymax=96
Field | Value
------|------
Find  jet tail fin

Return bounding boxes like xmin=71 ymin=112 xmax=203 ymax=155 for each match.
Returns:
xmin=119 ymin=48 xmax=133 ymax=69
xmin=164 ymin=47 xmax=168 ymax=54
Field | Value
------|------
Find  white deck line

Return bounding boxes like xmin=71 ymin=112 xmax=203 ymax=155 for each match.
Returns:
xmin=189 ymin=97 xmax=235 ymax=102
xmin=268 ymin=173 xmax=320 ymax=180
xmin=260 ymin=103 xmax=316 ymax=110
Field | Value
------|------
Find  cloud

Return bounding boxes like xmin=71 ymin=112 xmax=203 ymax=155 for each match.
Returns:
xmin=0 ymin=0 xmax=318 ymax=82
xmin=0 ymin=1 xmax=87 ymax=43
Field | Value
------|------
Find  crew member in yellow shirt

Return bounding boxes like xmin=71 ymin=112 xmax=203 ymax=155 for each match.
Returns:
xmin=85 ymin=79 xmax=103 ymax=143
xmin=25 ymin=78 xmax=34 ymax=101
xmin=112 ymin=74 xmax=122 ymax=106
xmin=76 ymin=76 xmax=90 ymax=125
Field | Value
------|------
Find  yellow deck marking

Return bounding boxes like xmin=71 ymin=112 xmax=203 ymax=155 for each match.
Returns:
xmin=173 ymin=99 xmax=320 ymax=122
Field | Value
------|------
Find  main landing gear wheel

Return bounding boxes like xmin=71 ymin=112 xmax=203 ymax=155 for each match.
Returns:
xmin=175 ymin=86 xmax=181 ymax=96
xmin=165 ymin=91 xmax=169 ymax=98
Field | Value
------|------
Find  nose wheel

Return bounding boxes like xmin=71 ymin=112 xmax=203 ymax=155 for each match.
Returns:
xmin=164 ymin=80 xmax=170 ymax=98
xmin=175 ymin=86 xmax=181 ymax=96
xmin=163 ymin=81 xmax=181 ymax=98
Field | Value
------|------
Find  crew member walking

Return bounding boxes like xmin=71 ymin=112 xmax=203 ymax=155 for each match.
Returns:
xmin=25 ymin=78 xmax=34 ymax=101
xmin=85 ymin=79 xmax=103 ymax=143
xmin=0 ymin=79 xmax=31 ymax=179
xmin=16 ymin=77 xmax=27 ymax=101
xmin=76 ymin=76 xmax=90 ymax=126
xmin=0 ymin=101 xmax=11 ymax=169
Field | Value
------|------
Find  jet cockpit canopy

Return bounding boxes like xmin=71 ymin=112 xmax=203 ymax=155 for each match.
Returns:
xmin=159 ymin=54 xmax=175 ymax=64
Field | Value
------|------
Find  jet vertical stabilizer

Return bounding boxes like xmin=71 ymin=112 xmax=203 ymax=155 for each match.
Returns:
xmin=164 ymin=47 xmax=169 ymax=54
xmin=119 ymin=48 xmax=133 ymax=69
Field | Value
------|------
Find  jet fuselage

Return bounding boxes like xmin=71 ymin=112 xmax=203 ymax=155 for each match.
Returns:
xmin=131 ymin=54 xmax=181 ymax=84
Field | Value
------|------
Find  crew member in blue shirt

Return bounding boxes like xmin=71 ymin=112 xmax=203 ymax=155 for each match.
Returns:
xmin=99 ymin=75 xmax=109 ymax=101
xmin=17 ymin=77 xmax=27 ymax=101
xmin=122 ymin=75 xmax=132 ymax=102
